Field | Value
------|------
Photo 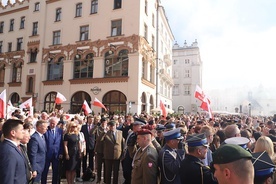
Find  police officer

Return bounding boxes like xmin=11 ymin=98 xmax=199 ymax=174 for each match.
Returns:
xmin=159 ymin=128 xmax=184 ymax=184
xmin=131 ymin=129 xmax=159 ymax=184
xmin=180 ymin=133 xmax=217 ymax=184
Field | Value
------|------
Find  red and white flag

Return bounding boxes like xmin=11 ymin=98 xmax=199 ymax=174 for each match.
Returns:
xmin=194 ymin=85 xmax=212 ymax=118
xmin=19 ymin=98 xmax=32 ymax=109
xmin=55 ymin=92 xmax=67 ymax=104
xmin=0 ymin=89 xmax=6 ymax=118
xmin=160 ymin=100 xmax=167 ymax=118
xmin=82 ymin=100 xmax=92 ymax=115
xmin=92 ymin=97 xmax=107 ymax=111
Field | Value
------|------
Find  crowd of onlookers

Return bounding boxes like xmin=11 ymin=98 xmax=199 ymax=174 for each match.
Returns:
xmin=1 ymin=109 xmax=276 ymax=184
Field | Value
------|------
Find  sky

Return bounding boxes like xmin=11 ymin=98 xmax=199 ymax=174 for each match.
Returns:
xmin=2 ymin=0 xmax=276 ymax=91
xmin=161 ymin=0 xmax=276 ymax=90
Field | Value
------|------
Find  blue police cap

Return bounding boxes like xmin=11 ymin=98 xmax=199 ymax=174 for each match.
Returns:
xmin=186 ymin=133 xmax=209 ymax=147
xmin=163 ymin=128 xmax=183 ymax=141
xmin=133 ymin=117 xmax=146 ymax=125
xmin=224 ymin=137 xmax=250 ymax=149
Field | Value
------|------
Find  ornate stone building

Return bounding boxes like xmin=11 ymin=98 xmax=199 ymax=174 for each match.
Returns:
xmin=0 ymin=0 xmax=174 ymax=114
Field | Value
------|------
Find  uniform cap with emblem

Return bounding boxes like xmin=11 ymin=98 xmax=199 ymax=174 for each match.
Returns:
xmin=136 ymin=128 xmax=152 ymax=136
xmin=156 ymin=124 xmax=166 ymax=132
xmin=186 ymin=133 xmax=209 ymax=147
xmin=133 ymin=117 xmax=146 ymax=125
xmin=212 ymin=144 xmax=252 ymax=164
xmin=165 ymin=123 xmax=175 ymax=131
xmin=224 ymin=137 xmax=250 ymax=149
xmin=163 ymin=127 xmax=183 ymax=141
xmin=252 ymin=151 xmax=275 ymax=177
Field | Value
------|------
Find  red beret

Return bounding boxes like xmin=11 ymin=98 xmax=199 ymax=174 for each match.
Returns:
xmin=137 ymin=129 xmax=152 ymax=136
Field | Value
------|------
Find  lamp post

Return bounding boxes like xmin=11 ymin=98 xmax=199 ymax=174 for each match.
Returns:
xmin=248 ymin=103 xmax=251 ymax=116
xmin=128 ymin=101 xmax=132 ymax=115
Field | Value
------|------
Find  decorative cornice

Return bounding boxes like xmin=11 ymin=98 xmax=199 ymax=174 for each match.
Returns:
xmin=8 ymin=82 xmax=22 ymax=87
xmin=141 ymin=78 xmax=155 ymax=89
xmin=46 ymin=0 xmax=61 ymax=4
xmin=69 ymin=77 xmax=129 ymax=84
xmin=0 ymin=6 xmax=28 ymax=16
xmin=42 ymin=80 xmax=63 ymax=85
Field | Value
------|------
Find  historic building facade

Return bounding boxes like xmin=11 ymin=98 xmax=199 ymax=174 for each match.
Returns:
xmin=172 ymin=40 xmax=202 ymax=114
xmin=0 ymin=0 xmax=174 ymax=114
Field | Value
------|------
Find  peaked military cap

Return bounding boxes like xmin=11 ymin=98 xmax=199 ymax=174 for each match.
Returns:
xmin=156 ymin=124 xmax=166 ymax=131
xmin=252 ymin=151 xmax=275 ymax=177
xmin=165 ymin=123 xmax=175 ymax=131
xmin=212 ymin=144 xmax=252 ymax=164
xmin=224 ymin=137 xmax=250 ymax=149
xmin=133 ymin=117 xmax=146 ymax=125
xmin=163 ymin=127 xmax=183 ymax=141
xmin=186 ymin=133 xmax=209 ymax=147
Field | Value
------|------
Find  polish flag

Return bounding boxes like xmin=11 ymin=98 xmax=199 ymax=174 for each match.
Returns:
xmin=92 ymin=97 xmax=107 ymax=111
xmin=0 ymin=89 xmax=6 ymax=118
xmin=55 ymin=92 xmax=67 ymax=104
xmin=160 ymin=100 xmax=167 ymax=118
xmin=194 ymin=85 xmax=212 ymax=118
xmin=19 ymin=98 xmax=32 ymax=109
xmin=82 ymin=100 xmax=92 ymax=115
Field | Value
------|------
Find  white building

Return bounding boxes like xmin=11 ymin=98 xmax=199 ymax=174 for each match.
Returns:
xmin=172 ymin=40 xmax=202 ymax=114
xmin=0 ymin=0 xmax=174 ymax=115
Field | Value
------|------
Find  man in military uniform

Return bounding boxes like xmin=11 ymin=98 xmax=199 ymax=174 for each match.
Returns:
xmin=180 ymin=133 xmax=217 ymax=184
xmin=131 ymin=129 xmax=159 ymax=184
xmin=159 ymin=127 xmax=184 ymax=184
xmin=212 ymin=144 xmax=253 ymax=184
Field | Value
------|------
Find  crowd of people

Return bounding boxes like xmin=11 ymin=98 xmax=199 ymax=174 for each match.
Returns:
xmin=0 ymin=109 xmax=276 ymax=184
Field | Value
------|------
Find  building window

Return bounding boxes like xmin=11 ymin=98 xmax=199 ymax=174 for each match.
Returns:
xmin=30 ymin=49 xmax=37 ymax=63
xmin=173 ymin=59 xmax=177 ymax=64
xmin=144 ymin=24 xmax=148 ymax=41
xmin=184 ymin=70 xmax=190 ymax=78
xmin=104 ymin=49 xmax=128 ymax=77
xmin=75 ymin=3 xmax=82 ymax=17
xmin=27 ymin=77 xmax=34 ymax=93
xmin=34 ymin=2 xmax=40 ymax=11
xmin=91 ymin=0 xmax=98 ymax=14
xmin=70 ymin=91 xmax=91 ymax=114
xmin=47 ymin=57 xmax=64 ymax=80
xmin=185 ymin=59 xmax=190 ymax=64
xmin=9 ymin=19 xmax=14 ymax=31
xmin=173 ymin=71 xmax=178 ymax=78
xmin=184 ymin=85 xmax=190 ymax=95
xmin=142 ymin=61 xmax=146 ymax=79
xmin=73 ymin=53 xmax=94 ymax=79
xmin=145 ymin=0 xmax=148 ymax=15
xmin=12 ymin=62 xmax=22 ymax=82
xmin=8 ymin=42 xmax=12 ymax=52
xmin=55 ymin=8 xmax=62 ymax=22
xmin=102 ymin=90 xmax=127 ymax=114
xmin=20 ymin=17 xmax=25 ymax=29
xmin=0 ymin=22 xmax=4 ymax=33
xmin=0 ymin=41 xmax=2 ymax=53
xmin=173 ymin=85 xmax=179 ymax=95
xmin=0 ymin=63 xmax=5 ymax=84
xmin=114 ymin=0 xmax=121 ymax=9
xmin=111 ymin=19 xmax=122 ymax=36
xmin=152 ymin=13 xmax=155 ymax=27
xmin=17 ymin=38 xmax=23 ymax=51
xmin=150 ymin=64 xmax=154 ymax=83
xmin=80 ymin=25 xmax=89 ymax=41
xmin=44 ymin=92 xmax=61 ymax=113
xmin=152 ymin=35 xmax=155 ymax=50
xmin=32 ymin=22 xmax=38 ymax=36
xmin=53 ymin=30 xmax=61 ymax=45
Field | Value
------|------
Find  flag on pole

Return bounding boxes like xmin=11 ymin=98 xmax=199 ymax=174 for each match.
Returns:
xmin=82 ymin=100 xmax=92 ymax=115
xmin=92 ymin=97 xmax=107 ymax=111
xmin=160 ymin=100 xmax=167 ymax=118
xmin=19 ymin=98 xmax=33 ymax=109
xmin=0 ymin=89 xmax=6 ymax=118
xmin=55 ymin=92 xmax=67 ymax=104
xmin=194 ymin=85 xmax=212 ymax=118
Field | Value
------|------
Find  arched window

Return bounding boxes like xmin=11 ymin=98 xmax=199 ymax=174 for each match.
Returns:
xmin=74 ymin=53 xmax=94 ymax=78
xmin=71 ymin=91 xmax=91 ymax=114
xmin=44 ymin=92 xmax=60 ymax=113
xmin=141 ymin=92 xmax=146 ymax=113
xmin=11 ymin=93 xmax=20 ymax=107
xmin=104 ymin=49 xmax=128 ymax=77
xmin=47 ymin=57 xmax=64 ymax=80
xmin=149 ymin=95 xmax=154 ymax=111
xmin=12 ymin=62 xmax=22 ymax=82
xmin=102 ymin=90 xmax=127 ymax=114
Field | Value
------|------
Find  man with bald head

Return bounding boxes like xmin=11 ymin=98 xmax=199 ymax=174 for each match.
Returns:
xmin=224 ymin=124 xmax=241 ymax=139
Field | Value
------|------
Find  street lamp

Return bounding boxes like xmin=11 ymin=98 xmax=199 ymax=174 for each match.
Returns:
xmin=248 ymin=103 xmax=251 ymax=116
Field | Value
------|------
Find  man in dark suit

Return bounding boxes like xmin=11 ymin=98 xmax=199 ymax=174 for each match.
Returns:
xmin=81 ymin=115 xmax=96 ymax=174
xmin=20 ymin=129 xmax=33 ymax=183
xmin=41 ymin=117 xmax=64 ymax=184
xmin=0 ymin=119 xmax=28 ymax=184
xmin=28 ymin=120 xmax=48 ymax=184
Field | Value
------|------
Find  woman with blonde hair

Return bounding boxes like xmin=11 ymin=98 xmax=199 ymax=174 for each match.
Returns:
xmin=254 ymin=136 xmax=275 ymax=158
xmin=63 ymin=121 xmax=81 ymax=184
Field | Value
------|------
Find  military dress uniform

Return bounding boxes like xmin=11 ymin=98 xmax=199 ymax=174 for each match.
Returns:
xmin=131 ymin=130 xmax=159 ymax=184
xmin=180 ymin=133 xmax=217 ymax=184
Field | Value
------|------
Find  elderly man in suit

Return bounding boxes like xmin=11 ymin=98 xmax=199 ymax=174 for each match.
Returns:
xmin=41 ymin=117 xmax=64 ymax=184
xmin=131 ymin=129 xmax=159 ymax=184
xmin=102 ymin=121 xmax=124 ymax=184
xmin=28 ymin=120 xmax=48 ymax=184
xmin=0 ymin=119 xmax=27 ymax=184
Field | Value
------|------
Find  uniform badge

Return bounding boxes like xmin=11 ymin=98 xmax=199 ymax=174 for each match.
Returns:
xmin=148 ymin=162 xmax=153 ymax=168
